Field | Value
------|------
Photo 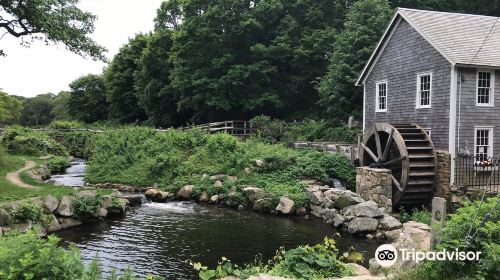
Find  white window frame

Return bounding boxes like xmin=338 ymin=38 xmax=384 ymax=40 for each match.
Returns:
xmin=476 ymin=69 xmax=495 ymax=107
xmin=474 ymin=126 xmax=494 ymax=160
xmin=416 ymin=72 xmax=432 ymax=109
xmin=375 ymin=81 xmax=388 ymax=113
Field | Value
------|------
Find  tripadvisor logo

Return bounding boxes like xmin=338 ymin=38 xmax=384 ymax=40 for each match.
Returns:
xmin=375 ymin=244 xmax=482 ymax=267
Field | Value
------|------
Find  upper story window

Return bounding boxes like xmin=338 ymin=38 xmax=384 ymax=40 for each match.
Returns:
xmin=474 ymin=126 xmax=493 ymax=161
xmin=477 ymin=70 xmax=494 ymax=106
xmin=416 ymin=72 xmax=432 ymax=109
xmin=376 ymin=81 xmax=387 ymax=112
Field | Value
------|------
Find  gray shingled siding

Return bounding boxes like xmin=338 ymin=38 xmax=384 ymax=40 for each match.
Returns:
xmin=455 ymin=67 xmax=500 ymax=157
xmin=364 ymin=19 xmax=451 ymax=150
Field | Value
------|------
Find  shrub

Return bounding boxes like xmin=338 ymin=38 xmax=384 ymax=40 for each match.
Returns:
xmin=0 ymin=232 xmax=163 ymax=280
xmin=73 ymin=195 xmax=102 ymax=219
xmin=2 ymin=126 xmax=69 ymax=157
xmin=46 ymin=156 xmax=71 ymax=175
xmin=399 ymin=207 xmax=431 ymax=225
xmin=49 ymin=130 xmax=95 ymax=158
xmin=10 ymin=203 xmax=43 ymax=223
xmin=195 ymin=237 xmax=353 ymax=280
xmin=47 ymin=120 xmax=85 ymax=130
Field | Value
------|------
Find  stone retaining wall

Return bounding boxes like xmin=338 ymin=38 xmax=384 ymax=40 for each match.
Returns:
xmin=435 ymin=150 xmax=451 ymax=199
xmin=355 ymin=167 xmax=393 ymax=213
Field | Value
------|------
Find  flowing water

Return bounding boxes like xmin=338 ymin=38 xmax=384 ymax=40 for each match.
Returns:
xmin=47 ymin=158 xmax=86 ymax=187
xmin=52 ymin=160 xmax=380 ymax=279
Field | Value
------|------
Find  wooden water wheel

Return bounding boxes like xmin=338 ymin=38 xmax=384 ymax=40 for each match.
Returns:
xmin=359 ymin=123 xmax=436 ymax=207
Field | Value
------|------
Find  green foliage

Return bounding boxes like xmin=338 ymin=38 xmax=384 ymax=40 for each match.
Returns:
xmin=19 ymin=93 xmax=56 ymax=127
xmin=0 ymin=232 xmax=163 ymax=280
xmin=86 ymin=127 xmax=357 ymax=208
xmin=73 ymin=195 xmax=102 ymax=219
xmin=48 ymin=120 xmax=85 ymax=130
xmin=104 ymin=34 xmax=149 ymax=124
xmin=394 ymin=197 xmax=500 ymax=280
xmin=195 ymin=237 xmax=353 ymax=280
xmin=3 ymin=126 xmax=68 ymax=156
xmin=49 ymin=130 xmax=95 ymax=158
xmin=398 ymin=206 xmax=432 ymax=225
xmin=9 ymin=203 xmax=43 ymax=223
xmin=46 ymin=156 xmax=71 ymax=175
xmin=0 ymin=0 xmax=106 ymax=60
xmin=68 ymin=74 xmax=109 ymax=123
xmin=0 ymin=91 xmax=23 ymax=126
xmin=317 ymin=0 xmax=392 ymax=122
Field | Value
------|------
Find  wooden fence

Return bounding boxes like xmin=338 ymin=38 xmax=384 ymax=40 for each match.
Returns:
xmin=292 ymin=141 xmax=359 ymax=163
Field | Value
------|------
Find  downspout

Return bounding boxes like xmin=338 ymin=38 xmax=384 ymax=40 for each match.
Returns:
xmin=457 ymin=72 xmax=463 ymax=153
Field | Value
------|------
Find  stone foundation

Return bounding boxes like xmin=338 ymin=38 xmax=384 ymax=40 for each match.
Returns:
xmin=435 ymin=150 xmax=451 ymax=198
xmin=355 ymin=167 xmax=393 ymax=213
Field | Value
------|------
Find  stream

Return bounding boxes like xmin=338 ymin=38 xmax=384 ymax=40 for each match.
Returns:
xmin=51 ymin=160 xmax=380 ymax=280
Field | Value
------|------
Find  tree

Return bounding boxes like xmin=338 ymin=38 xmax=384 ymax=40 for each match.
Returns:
xmin=0 ymin=0 xmax=106 ymax=60
xmin=20 ymin=93 xmax=55 ymax=126
xmin=104 ymin=34 xmax=149 ymax=124
xmin=51 ymin=91 xmax=71 ymax=120
xmin=134 ymin=29 xmax=185 ymax=127
xmin=0 ymin=91 xmax=23 ymax=125
xmin=68 ymin=74 xmax=109 ymax=123
xmin=154 ymin=0 xmax=183 ymax=31
xmin=317 ymin=0 xmax=393 ymax=123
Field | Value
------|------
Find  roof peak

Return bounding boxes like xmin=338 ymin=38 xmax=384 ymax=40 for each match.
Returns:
xmin=397 ymin=7 xmax=500 ymax=19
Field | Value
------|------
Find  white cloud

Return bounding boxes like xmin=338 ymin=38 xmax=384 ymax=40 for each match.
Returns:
xmin=0 ymin=0 xmax=165 ymax=97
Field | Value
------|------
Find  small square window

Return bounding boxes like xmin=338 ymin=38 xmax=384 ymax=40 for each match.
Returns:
xmin=376 ymin=82 xmax=387 ymax=112
xmin=416 ymin=73 xmax=432 ymax=109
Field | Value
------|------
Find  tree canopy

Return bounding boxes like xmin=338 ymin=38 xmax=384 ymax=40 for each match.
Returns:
xmin=68 ymin=74 xmax=109 ymax=123
xmin=0 ymin=0 xmax=106 ymax=60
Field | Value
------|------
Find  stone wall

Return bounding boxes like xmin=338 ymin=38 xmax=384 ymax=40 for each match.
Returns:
xmin=435 ymin=150 xmax=451 ymax=198
xmin=355 ymin=167 xmax=393 ymax=213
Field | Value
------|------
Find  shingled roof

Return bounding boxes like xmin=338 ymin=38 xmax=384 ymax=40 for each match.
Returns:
xmin=357 ymin=8 xmax=500 ymax=85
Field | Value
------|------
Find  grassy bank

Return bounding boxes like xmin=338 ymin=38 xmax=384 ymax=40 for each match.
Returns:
xmin=84 ymin=127 xmax=356 ymax=208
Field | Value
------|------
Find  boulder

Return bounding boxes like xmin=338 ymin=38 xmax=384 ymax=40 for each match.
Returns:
xmin=323 ymin=197 xmax=336 ymax=209
xmin=45 ymin=214 xmax=62 ymax=232
xmin=145 ymin=188 xmax=159 ymax=198
xmin=58 ymin=217 xmax=82 ymax=229
xmin=13 ymin=220 xmax=33 ymax=233
xmin=330 ymin=178 xmax=345 ymax=189
xmin=43 ymin=195 xmax=59 ymax=213
xmin=0 ymin=209 xmax=10 ymax=226
xmin=76 ymin=190 xmax=97 ymax=199
xmin=243 ymin=186 xmax=265 ymax=203
xmin=346 ymin=263 xmax=371 ymax=276
xmin=341 ymin=201 xmax=383 ymax=219
xmin=307 ymin=191 xmax=324 ymax=205
xmin=198 ymin=192 xmax=210 ymax=202
xmin=253 ymin=198 xmax=272 ymax=211
xmin=209 ymin=195 xmax=219 ymax=204
xmin=275 ymin=197 xmax=295 ymax=215
xmin=333 ymin=214 xmax=345 ymax=228
xmin=108 ymin=198 xmax=127 ymax=215
xmin=214 ymin=180 xmax=224 ymax=188
xmin=334 ymin=193 xmax=365 ymax=209
xmin=33 ymin=222 xmax=47 ymax=237
xmin=101 ymin=195 xmax=112 ymax=209
xmin=209 ymin=174 xmax=226 ymax=181
xmin=323 ymin=208 xmax=339 ymax=223
xmin=347 ymin=217 xmax=379 ymax=234
xmin=385 ymin=229 xmax=403 ymax=241
xmin=3 ymin=201 xmax=20 ymax=212
xmin=310 ymin=204 xmax=324 ymax=218
xmin=123 ymin=194 xmax=145 ymax=206
xmin=177 ymin=185 xmax=194 ymax=199
xmin=254 ymin=159 xmax=264 ymax=167
xmin=110 ymin=191 xmax=124 ymax=198
xmin=56 ymin=196 xmax=75 ymax=217
xmin=379 ymin=214 xmax=402 ymax=230
xmin=97 ymin=208 xmax=108 ymax=218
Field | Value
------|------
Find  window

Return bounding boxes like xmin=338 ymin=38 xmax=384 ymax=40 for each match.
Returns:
xmin=376 ymin=81 xmax=387 ymax=112
xmin=424 ymin=128 xmax=431 ymax=138
xmin=476 ymin=70 xmax=494 ymax=106
xmin=474 ymin=127 xmax=493 ymax=161
xmin=416 ymin=73 xmax=432 ymax=108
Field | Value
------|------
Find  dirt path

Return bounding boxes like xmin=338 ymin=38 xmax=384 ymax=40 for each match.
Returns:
xmin=6 ymin=160 xmax=38 ymax=189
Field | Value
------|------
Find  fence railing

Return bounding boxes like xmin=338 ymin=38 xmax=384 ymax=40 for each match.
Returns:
xmin=454 ymin=154 xmax=500 ymax=193
xmin=292 ymin=142 xmax=358 ymax=163
xmin=188 ymin=120 xmax=253 ymax=137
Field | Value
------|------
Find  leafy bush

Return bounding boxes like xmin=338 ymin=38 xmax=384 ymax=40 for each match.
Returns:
xmin=2 ymin=126 xmax=68 ymax=157
xmin=0 ymin=232 xmax=163 ymax=280
xmin=10 ymin=203 xmax=43 ymax=223
xmin=399 ymin=206 xmax=431 ymax=225
xmin=395 ymin=198 xmax=499 ymax=280
xmin=49 ymin=130 xmax=95 ymax=158
xmin=195 ymin=237 xmax=353 ymax=280
xmin=73 ymin=195 xmax=102 ymax=218
xmin=46 ymin=156 xmax=71 ymax=174
xmin=47 ymin=120 xmax=85 ymax=130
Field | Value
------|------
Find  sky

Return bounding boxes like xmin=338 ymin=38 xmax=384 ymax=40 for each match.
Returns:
xmin=0 ymin=0 xmax=165 ymax=97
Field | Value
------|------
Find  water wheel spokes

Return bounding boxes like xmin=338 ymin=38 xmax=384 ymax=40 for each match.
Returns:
xmin=359 ymin=123 xmax=437 ymax=207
